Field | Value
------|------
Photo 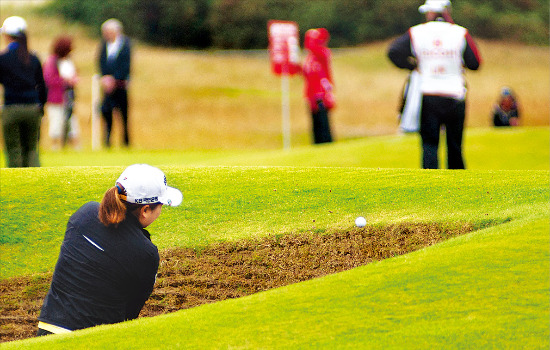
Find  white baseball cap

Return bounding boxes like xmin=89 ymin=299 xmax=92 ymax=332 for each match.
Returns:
xmin=116 ymin=164 xmax=183 ymax=207
xmin=1 ymin=16 xmax=27 ymax=37
xmin=419 ymin=0 xmax=451 ymax=14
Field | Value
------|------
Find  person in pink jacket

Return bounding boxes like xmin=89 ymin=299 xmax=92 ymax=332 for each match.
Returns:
xmin=43 ymin=36 xmax=80 ymax=150
xmin=302 ymin=28 xmax=335 ymax=144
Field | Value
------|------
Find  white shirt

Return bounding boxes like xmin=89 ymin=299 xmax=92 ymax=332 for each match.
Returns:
xmin=58 ymin=58 xmax=76 ymax=80
xmin=106 ymin=36 xmax=122 ymax=60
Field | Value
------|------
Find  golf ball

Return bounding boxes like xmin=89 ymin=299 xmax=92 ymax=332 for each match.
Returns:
xmin=355 ymin=216 xmax=366 ymax=228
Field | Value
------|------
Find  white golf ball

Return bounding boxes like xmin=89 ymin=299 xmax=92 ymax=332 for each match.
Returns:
xmin=355 ymin=216 xmax=366 ymax=228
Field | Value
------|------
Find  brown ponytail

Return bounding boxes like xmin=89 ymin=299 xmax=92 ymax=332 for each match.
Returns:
xmin=15 ymin=33 xmax=30 ymax=66
xmin=98 ymin=186 xmax=128 ymax=227
xmin=98 ymin=184 xmax=162 ymax=228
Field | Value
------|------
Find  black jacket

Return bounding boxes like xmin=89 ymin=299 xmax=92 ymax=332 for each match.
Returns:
xmin=0 ymin=43 xmax=47 ymax=106
xmin=98 ymin=36 xmax=131 ymax=81
xmin=38 ymin=202 xmax=159 ymax=331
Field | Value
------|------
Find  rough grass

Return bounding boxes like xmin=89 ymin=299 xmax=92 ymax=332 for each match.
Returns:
xmin=2 ymin=126 xmax=548 ymax=170
xmin=0 ymin=222 xmax=478 ymax=343
xmin=0 ymin=5 xmax=548 ymax=151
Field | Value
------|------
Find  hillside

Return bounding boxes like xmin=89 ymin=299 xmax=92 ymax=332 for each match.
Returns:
xmin=0 ymin=5 xmax=548 ymax=151
xmin=1 ymin=166 xmax=548 ymax=348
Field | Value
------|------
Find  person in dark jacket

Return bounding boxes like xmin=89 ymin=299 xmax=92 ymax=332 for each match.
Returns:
xmin=98 ymin=18 xmax=132 ymax=147
xmin=492 ymin=87 xmax=520 ymax=127
xmin=0 ymin=16 xmax=47 ymax=167
xmin=388 ymin=0 xmax=482 ymax=169
xmin=37 ymin=164 xmax=183 ymax=336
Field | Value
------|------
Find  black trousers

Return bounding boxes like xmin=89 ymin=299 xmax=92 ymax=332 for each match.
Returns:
xmin=420 ymin=95 xmax=466 ymax=169
xmin=2 ymin=104 xmax=42 ymax=167
xmin=311 ymin=103 xmax=333 ymax=144
xmin=101 ymin=88 xmax=129 ymax=147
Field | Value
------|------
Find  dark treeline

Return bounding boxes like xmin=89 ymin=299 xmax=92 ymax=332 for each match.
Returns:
xmin=44 ymin=0 xmax=549 ymax=48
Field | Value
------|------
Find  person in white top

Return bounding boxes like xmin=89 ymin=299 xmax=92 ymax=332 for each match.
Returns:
xmin=388 ymin=0 xmax=482 ymax=169
xmin=58 ymin=52 xmax=80 ymax=148
xmin=43 ymin=36 xmax=80 ymax=150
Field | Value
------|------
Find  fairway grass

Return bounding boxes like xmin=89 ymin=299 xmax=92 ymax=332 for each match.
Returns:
xmin=1 ymin=126 xmax=548 ymax=170
xmin=2 ymin=163 xmax=549 ymax=348
xmin=4 ymin=212 xmax=549 ymax=349
xmin=1 ymin=5 xmax=549 ymax=348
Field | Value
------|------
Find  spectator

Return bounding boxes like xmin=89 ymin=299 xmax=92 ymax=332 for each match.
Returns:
xmin=37 ymin=164 xmax=183 ymax=336
xmin=388 ymin=0 xmax=482 ymax=169
xmin=98 ymin=18 xmax=132 ymax=147
xmin=303 ymin=28 xmax=335 ymax=144
xmin=43 ymin=35 xmax=81 ymax=150
xmin=492 ymin=87 xmax=520 ymax=127
xmin=0 ymin=16 xmax=47 ymax=167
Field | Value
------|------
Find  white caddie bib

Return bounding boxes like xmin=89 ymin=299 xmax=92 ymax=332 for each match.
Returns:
xmin=410 ymin=21 xmax=468 ymax=99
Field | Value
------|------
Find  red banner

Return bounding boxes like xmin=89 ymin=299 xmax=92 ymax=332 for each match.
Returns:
xmin=268 ymin=20 xmax=300 ymax=76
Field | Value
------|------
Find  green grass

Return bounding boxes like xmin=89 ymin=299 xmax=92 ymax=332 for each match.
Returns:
xmin=1 ymin=150 xmax=549 ymax=348
xmin=2 ymin=128 xmax=549 ymax=278
xmin=1 ymin=128 xmax=549 ymax=349
xmin=2 ymin=172 xmax=548 ymax=348
xmin=1 ymin=126 xmax=548 ymax=169
xmin=1 ymin=5 xmax=549 ymax=348
xmin=1 ymin=6 xmax=549 ymax=151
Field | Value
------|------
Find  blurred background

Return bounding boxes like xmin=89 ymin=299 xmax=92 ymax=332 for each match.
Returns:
xmin=0 ymin=0 xmax=548 ymax=150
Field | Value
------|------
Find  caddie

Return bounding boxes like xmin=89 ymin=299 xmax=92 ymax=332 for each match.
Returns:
xmin=388 ymin=0 xmax=482 ymax=169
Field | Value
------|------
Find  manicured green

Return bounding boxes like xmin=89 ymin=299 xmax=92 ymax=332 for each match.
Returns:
xmin=3 ymin=173 xmax=548 ymax=349
xmin=1 ymin=126 xmax=549 ymax=348
xmin=1 ymin=127 xmax=548 ymax=169
xmin=2 ymin=164 xmax=548 ymax=278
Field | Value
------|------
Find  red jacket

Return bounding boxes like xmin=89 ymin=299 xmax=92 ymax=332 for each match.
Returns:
xmin=303 ymin=28 xmax=335 ymax=112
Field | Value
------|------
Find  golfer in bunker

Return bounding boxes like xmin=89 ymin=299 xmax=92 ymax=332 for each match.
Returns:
xmin=37 ymin=164 xmax=182 ymax=336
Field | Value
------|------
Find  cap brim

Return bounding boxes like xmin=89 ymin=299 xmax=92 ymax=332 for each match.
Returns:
xmin=419 ymin=4 xmax=448 ymax=13
xmin=2 ymin=30 xmax=25 ymax=37
xmin=160 ymin=187 xmax=183 ymax=207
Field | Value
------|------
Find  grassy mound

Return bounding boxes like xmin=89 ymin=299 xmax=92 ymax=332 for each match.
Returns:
xmin=1 ymin=222 xmax=481 ymax=342
xmin=3 ymin=216 xmax=548 ymax=349
xmin=1 ymin=163 xmax=548 ymax=348
xmin=0 ymin=5 xmax=548 ymax=348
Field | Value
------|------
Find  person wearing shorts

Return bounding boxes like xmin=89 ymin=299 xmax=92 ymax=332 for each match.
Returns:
xmin=43 ymin=35 xmax=80 ymax=150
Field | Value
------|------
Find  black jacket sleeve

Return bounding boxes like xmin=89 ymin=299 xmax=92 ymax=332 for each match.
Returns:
xmin=124 ymin=228 xmax=159 ymax=320
xmin=388 ymin=32 xmax=416 ymax=71
xmin=116 ymin=37 xmax=131 ymax=81
xmin=463 ymin=31 xmax=481 ymax=70
xmin=33 ymin=55 xmax=47 ymax=106
xmin=124 ymin=259 xmax=158 ymax=319
xmin=98 ymin=41 xmax=107 ymax=76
